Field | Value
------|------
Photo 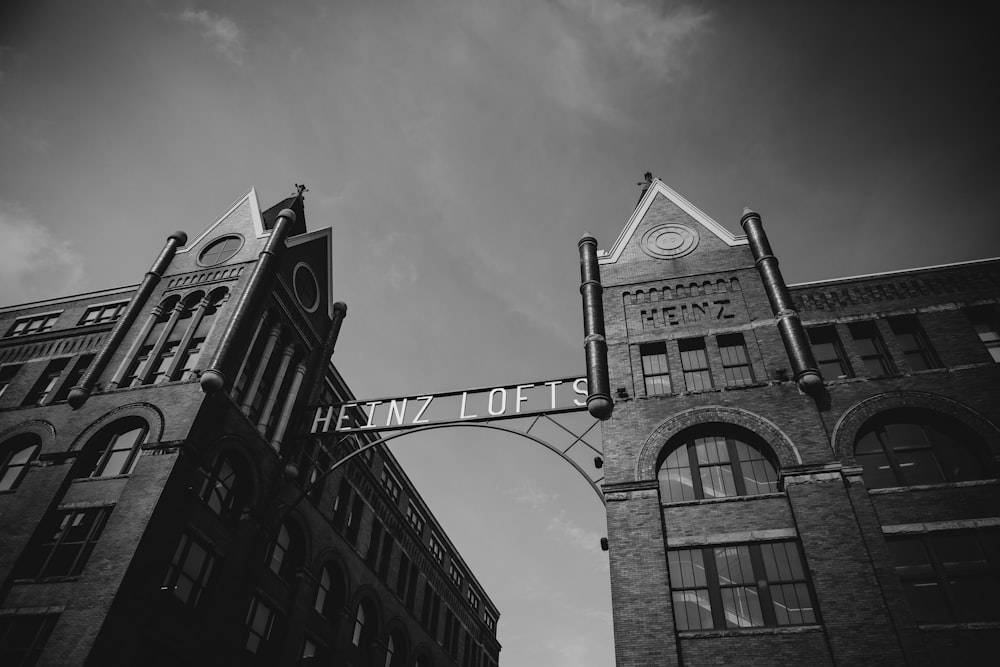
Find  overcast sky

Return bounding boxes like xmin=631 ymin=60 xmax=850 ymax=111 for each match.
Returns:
xmin=2 ymin=1 xmax=998 ymax=665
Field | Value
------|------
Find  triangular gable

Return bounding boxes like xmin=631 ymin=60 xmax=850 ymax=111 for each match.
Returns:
xmin=284 ymin=227 xmax=335 ymax=318
xmin=598 ymin=179 xmax=746 ymax=265
xmin=175 ymin=187 xmax=268 ymax=256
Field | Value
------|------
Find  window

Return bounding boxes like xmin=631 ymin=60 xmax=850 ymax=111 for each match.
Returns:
xmin=200 ymin=235 xmax=243 ymax=266
xmin=887 ymin=528 xmax=1000 ymax=623
xmin=351 ymin=604 xmax=366 ymax=647
xmin=888 ymin=315 xmax=941 ymax=370
xmin=244 ymin=596 xmax=275 ymax=655
xmin=422 ymin=582 xmax=442 ymax=637
xmin=381 ymin=467 xmax=401 ymax=504
xmin=384 ymin=634 xmax=396 ymax=667
xmin=332 ymin=478 xmax=353 ymax=531
xmin=968 ymin=305 xmax=1000 ymax=362
xmin=484 ymin=612 xmax=497 ymax=633
xmin=808 ymin=326 xmax=852 ymax=379
xmin=717 ymin=333 xmax=754 ymax=386
xmin=1 ymin=436 xmax=40 ymax=491
xmin=51 ymin=355 xmax=93 ymax=403
xmin=162 ymin=533 xmax=215 ymax=607
xmin=78 ymin=301 xmax=127 ymax=326
xmin=429 ymin=532 xmax=445 ymax=564
xmin=88 ymin=421 xmax=147 ymax=478
xmin=345 ymin=496 xmax=365 ymax=546
xmin=658 ymin=431 xmax=779 ymax=502
xmin=679 ymin=338 xmax=712 ymax=391
xmin=639 ymin=342 xmax=671 ymax=395
xmin=854 ymin=410 xmax=990 ymax=488
xmin=315 ymin=566 xmax=332 ymax=614
xmin=449 ymin=562 xmax=464 ymax=588
xmin=668 ymin=541 xmax=817 ymax=630
xmin=199 ymin=454 xmax=248 ymax=518
xmin=5 ymin=313 xmax=60 ymax=338
xmin=0 ymin=614 xmax=58 ymax=667
xmin=314 ymin=564 xmax=345 ymax=623
xmin=17 ymin=506 xmax=111 ymax=580
xmin=385 ymin=630 xmax=406 ymax=667
xmin=22 ymin=359 xmax=69 ymax=406
xmin=0 ymin=364 xmax=22 ymax=401
xmin=406 ymin=502 xmax=426 ymax=536
xmin=848 ymin=321 xmax=895 ymax=376
xmin=468 ymin=589 xmax=481 ymax=611
xmin=266 ymin=523 xmax=302 ymax=581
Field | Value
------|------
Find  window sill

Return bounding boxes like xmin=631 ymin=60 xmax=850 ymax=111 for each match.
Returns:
xmin=662 ymin=492 xmax=785 ymax=508
xmin=71 ymin=474 xmax=131 ymax=484
xmin=679 ymin=624 xmax=823 ymax=639
xmin=868 ymin=479 xmax=1000 ymax=495
xmin=918 ymin=621 xmax=1000 ymax=631
xmin=13 ymin=576 xmax=82 ymax=585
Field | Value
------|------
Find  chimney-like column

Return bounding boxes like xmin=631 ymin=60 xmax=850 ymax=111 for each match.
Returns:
xmin=578 ymin=233 xmax=613 ymax=420
xmin=68 ymin=231 xmax=187 ymax=408
xmin=271 ymin=361 xmax=308 ymax=451
xmin=201 ymin=207 xmax=296 ymax=394
xmin=740 ymin=208 xmax=822 ymax=394
xmin=305 ymin=301 xmax=348 ymax=406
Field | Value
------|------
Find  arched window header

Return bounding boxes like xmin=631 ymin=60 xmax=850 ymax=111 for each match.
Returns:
xmin=0 ymin=434 xmax=41 ymax=491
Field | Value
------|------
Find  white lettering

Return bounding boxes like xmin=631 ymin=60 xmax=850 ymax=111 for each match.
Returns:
xmin=387 ymin=399 xmax=407 ymax=426
xmin=412 ymin=396 xmax=433 ymax=424
xmin=311 ymin=405 xmax=334 ymax=433
xmin=573 ymin=378 xmax=588 ymax=406
xmin=460 ymin=392 xmax=478 ymax=419
xmin=336 ymin=404 xmax=353 ymax=431
xmin=545 ymin=380 xmax=562 ymax=410
xmin=515 ymin=384 xmax=533 ymax=413
xmin=488 ymin=388 xmax=507 ymax=416
xmin=364 ymin=402 xmax=380 ymax=429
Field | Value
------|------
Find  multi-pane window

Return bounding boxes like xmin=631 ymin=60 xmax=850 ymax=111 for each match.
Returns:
xmin=0 ymin=436 xmax=40 ymax=492
xmin=0 ymin=364 xmax=22 ymax=401
xmin=449 ymin=562 xmax=464 ymax=588
xmin=315 ymin=567 xmax=332 ymax=615
xmin=351 ymin=603 xmax=368 ymax=647
xmin=51 ymin=355 xmax=93 ymax=403
xmin=668 ymin=541 xmax=817 ymax=630
xmin=22 ymin=359 xmax=69 ymax=406
xmin=808 ymin=326 xmax=852 ymax=379
xmin=90 ymin=422 xmax=147 ymax=478
xmin=887 ymin=528 xmax=1000 ymax=623
xmin=968 ymin=305 xmax=1000 ymax=362
xmin=848 ymin=321 xmax=895 ymax=376
xmin=429 ymin=532 xmax=446 ymax=564
xmin=78 ymin=301 xmax=127 ymax=326
xmin=5 ymin=313 xmax=60 ymax=338
xmin=888 ymin=315 xmax=941 ymax=370
xmin=639 ymin=342 xmax=671 ymax=395
xmin=658 ymin=433 xmax=779 ymax=502
xmin=199 ymin=455 xmax=245 ymax=518
xmin=679 ymin=338 xmax=712 ymax=391
xmin=267 ymin=524 xmax=292 ymax=577
xmin=717 ymin=333 xmax=754 ymax=386
xmin=381 ymin=468 xmax=401 ymax=504
xmin=406 ymin=503 xmax=426 ymax=536
xmin=332 ymin=479 xmax=353 ymax=531
xmin=468 ymin=589 xmax=481 ymax=611
xmin=17 ymin=506 xmax=111 ymax=580
xmin=854 ymin=411 xmax=989 ymax=489
xmin=162 ymin=533 xmax=215 ymax=607
xmin=0 ymin=614 xmax=58 ymax=667
xmin=244 ymin=597 xmax=275 ymax=655
xmin=484 ymin=613 xmax=497 ymax=633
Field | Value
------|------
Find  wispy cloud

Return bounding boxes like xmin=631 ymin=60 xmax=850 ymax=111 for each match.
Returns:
xmin=547 ymin=509 xmax=603 ymax=553
xmin=177 ymin=9 xmax=246 ymax=65
xmin=505 ymin=481 xmax=560 ymax=511
xmin=0 ymin=203 xmax=83 ymax=306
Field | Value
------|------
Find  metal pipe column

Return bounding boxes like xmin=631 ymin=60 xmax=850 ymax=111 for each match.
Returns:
xmin=578 ymin=233 xmax=613 ymax=419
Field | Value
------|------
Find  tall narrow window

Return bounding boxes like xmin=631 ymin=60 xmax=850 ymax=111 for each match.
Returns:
xmin=51 ymin=355 xmax=94 ymax=403
xmin=888 ymin=315 xmax=941 ymax=370
xmin=668 ymin=541 xmax=816 ymax=630
xmin=848 ymin=321 xmax=895 ymax=376
xmin=968 ymin=305 xmax=1000 ymax=362
xmin=88 ymin=421 xmax=147 ymax=478
xmin=351 ymin=604 xmax=366 ymax=647
xmin=679 ymin=338 xmax=712 ymax=391
xmin=658 ymin=431 xmax=779 ymax=502
xmin=162 ymin=533 xmax=215 ymax=608
xmin=808 ymin=326 xmax=852 ymax=379
xmin=345 ymin=496 xmax=365 ymax=546
xmin=406 ymin=502 xmax=426 ymax=536
xmin=332 ymin=478 xmax=353 ymax=531
xmin=0 ymin=364 xmax=22 ymax=401
xmin=22 ymin=358 xmax=69 ymax=406
xmin=0 ymin=614 xmax=58 ymax=666
xmin=16 ymin=506 xmax=111 ymax=580
xmin=266 ymin=522 xmax=302 ymax=581
xmin=1 ymin=435 xmax=40 ymax=491
xmin=199 ymin=454 xmax=248 ymax=518
xmin=244 ymin=597 xmax=275 ymax=655
xmin=717 ymin=333 xmax=754 ymax=386
xmin=639 ymin=342 xmax=671 ymax=395
xmin=381 ymin=468 xmax=401 ymax=503
xmin=429 ymin=532 xmax=446 ymax=564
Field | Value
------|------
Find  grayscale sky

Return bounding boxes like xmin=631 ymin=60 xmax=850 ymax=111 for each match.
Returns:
xmin=1 ymin=2 xmax=997 ymax=665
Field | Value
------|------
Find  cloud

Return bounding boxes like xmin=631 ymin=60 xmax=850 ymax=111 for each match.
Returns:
xmin=547 ymin=509 xmax=603 ymax=553
xmin=177 ymin=9 xmax=246 ymax=65
xmin=0 ymin=203 xmax=83 ymax=306
xmin=505 ymin=482 xmax=560 ymax=511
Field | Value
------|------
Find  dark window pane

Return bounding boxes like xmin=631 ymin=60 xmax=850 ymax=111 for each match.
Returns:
xmin=672 ymin=590 xmax=713 ymax=631
xmin=721 ymin=587 xmax=763 ymax=628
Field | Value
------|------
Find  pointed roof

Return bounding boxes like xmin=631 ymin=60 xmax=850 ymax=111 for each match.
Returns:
xmin=598 ymin=179 xmax=747 ymax=265
xmin=262 ymin=194 xmax=307 ymax=237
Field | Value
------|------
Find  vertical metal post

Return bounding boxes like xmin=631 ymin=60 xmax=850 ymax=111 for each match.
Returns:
xmin=578 ymin=234 xmax=613 ymax=419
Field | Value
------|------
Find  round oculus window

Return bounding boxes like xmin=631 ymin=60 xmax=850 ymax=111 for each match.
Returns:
xmin=640 ymin=223 xmax=699 ymax=259
xmin=199 ymin=235 xmax=244 ymax=266
xmin=294 ymin=264 xmax=319 ymax=312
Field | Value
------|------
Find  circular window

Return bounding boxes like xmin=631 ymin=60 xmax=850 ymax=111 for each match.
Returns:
xmin=640 ymin=223 xmax=699 ymax=259
xmin=294 ymin=263 xmax=319 ymax=312
xmin=199 ymin=235 xmax=244 ymax=266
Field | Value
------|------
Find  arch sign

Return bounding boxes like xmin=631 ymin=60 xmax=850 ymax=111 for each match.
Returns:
xmin=311 ymin=377 xmax=588 ymax=434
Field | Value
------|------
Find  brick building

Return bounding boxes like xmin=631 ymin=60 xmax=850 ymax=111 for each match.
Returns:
xmin=597 ymin=179 xmax=1000 ymax=665
xmin=0 ymin=189 xmax=500 ymax=667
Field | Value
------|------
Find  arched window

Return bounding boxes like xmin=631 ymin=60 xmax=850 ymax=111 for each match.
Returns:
xmin=351 ymin=600 xmax=377 ymax=654
xmin=121 ymin=295 xmax=181 ymax=387
xmin=0 ymin=434 xmax=40 ymax=491
xmin=384 ymin=630 xmax=406 ymax=667
xmin=854 ymin=409 xmax=992 ymax=489
xmin=266 ymin=522 xmax=303 ymax=581
xmin=199 ymin=452 xmax=250 ymax=518
xmin=80 ymin=419 xmax=148 ymax=478
xmin=314 ymin=564 xmax=346 ymax=622
xmin=351 ymin=603 xmax=366 ymax=647
xmin=658 ymin=429 xmax=779 ymax=502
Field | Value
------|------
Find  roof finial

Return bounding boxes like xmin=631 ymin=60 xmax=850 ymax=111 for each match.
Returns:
xmin=636 ymin=172 xmax=653 ymax=204
xmin=295 ymin=183 xmax=308 ymax=198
